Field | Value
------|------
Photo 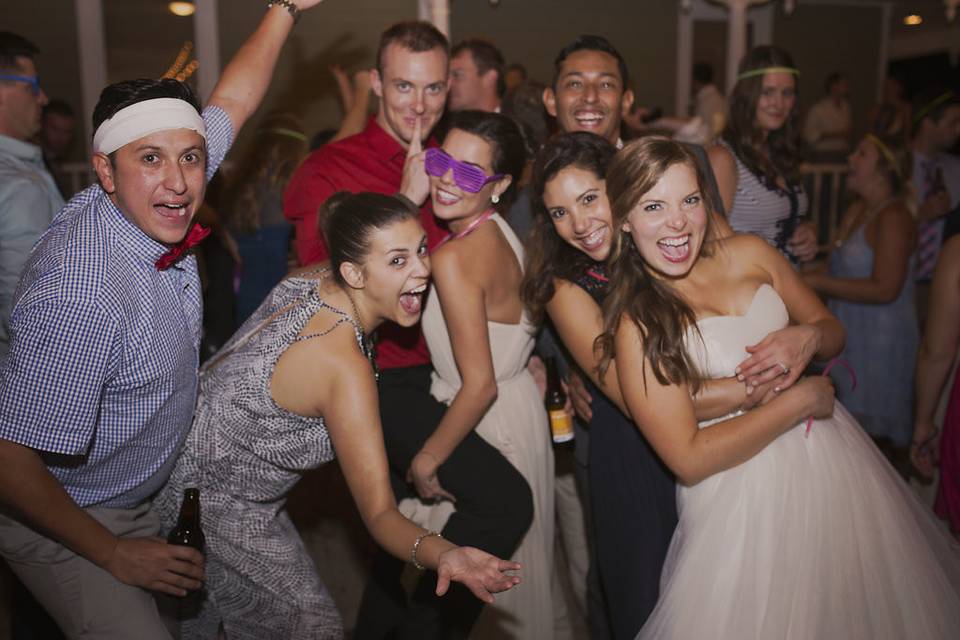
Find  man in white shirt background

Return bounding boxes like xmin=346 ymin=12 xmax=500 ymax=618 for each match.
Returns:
xmin=803 ymin=72 xmax=853 ymax=161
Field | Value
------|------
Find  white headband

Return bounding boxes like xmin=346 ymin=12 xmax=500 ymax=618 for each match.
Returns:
xmin=93 ymin=97 xmax=206 ymax=155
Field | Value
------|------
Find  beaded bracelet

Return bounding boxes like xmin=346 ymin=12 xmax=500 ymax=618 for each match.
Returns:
xmin=268 ymin=0 xmax=301 ymax=24
xmin=412 ymin=530 xmax=442 ymax=570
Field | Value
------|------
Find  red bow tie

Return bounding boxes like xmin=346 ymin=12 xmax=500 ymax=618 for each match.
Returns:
xmin=155 ymin=223 xmax=211 ymax=271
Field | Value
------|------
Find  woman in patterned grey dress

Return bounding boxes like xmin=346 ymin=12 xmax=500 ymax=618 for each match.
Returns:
xmin=154 ymin=193 xmax=522 ymax=639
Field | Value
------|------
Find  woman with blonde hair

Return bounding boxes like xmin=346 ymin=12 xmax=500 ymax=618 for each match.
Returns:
xmin=804 ymin=133 xmax=916 ymax=462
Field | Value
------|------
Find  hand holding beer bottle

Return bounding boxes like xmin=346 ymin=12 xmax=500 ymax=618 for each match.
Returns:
xmin=545 ymin=357 xmax=574 ymax=443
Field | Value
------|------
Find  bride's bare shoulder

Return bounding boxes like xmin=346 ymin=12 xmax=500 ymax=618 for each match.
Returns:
xmin=710 ymin=234 xmax=783 ymax=282
xmin=713 ymin=233 xmax=767 ymax=252
xmin=714 ymin=234 xmax=783 ymax=262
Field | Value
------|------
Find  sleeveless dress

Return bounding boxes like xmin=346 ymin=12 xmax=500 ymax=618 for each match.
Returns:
xmin=636 ymin=284 xmax=960 ymax=639
xmin=828 ymin=221 xmax=918 ymax=447
xmin=407 ymin=213 xmax=555 ymax=639
xmin=721 ymin=140 xmax=809 ymax=263
xmin=154 ymin=269 xmax=371 ymax=639
xmin=571 ymin=266 xmax=678 ymax=640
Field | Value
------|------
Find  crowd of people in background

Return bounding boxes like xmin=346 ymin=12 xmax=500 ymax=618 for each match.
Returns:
xmin=1 ymin=1 xmax=960 ymax=639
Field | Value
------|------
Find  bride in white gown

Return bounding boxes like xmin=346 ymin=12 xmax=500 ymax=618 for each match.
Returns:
xmin=596 ymin=137 xmax=960 ymax=639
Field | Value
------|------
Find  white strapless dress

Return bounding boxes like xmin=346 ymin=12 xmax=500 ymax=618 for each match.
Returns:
xmin=637 ymin=284 xmax=960 ymax=639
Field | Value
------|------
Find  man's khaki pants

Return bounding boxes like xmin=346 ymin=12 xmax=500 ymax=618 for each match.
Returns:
xmin=0 ymin=501 xmax=172 ymax=639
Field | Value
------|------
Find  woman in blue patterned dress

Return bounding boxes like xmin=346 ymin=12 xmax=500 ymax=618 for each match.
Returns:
xmin=804 ymin=133 xmax=917 ymax=457
xmin=155 ymin=193 xmax=521 ymax=639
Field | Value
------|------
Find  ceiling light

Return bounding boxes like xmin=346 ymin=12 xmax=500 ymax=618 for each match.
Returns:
xmin=903 ymin=14 xmax=922 ymax=26
xmin=169 ymin=2 xmax=195 ymax=17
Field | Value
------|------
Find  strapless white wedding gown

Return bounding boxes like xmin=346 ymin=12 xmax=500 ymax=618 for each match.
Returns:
xmin=637 ymin=284 xmax=960 ymax=639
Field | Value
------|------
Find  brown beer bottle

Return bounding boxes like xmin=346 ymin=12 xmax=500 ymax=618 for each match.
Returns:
xmin=545 ymin=357 xmax=574 ymax=443
xmin=167 ymin=488 xmax=205 ymax=552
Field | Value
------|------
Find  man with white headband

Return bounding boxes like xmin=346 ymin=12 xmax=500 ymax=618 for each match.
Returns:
xmin=0 ymin=1 xmax=322 ymax=637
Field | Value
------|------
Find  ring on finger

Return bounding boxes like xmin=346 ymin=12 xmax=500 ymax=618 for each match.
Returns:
xmin=776 ymin=361 xmax=789 ymax=375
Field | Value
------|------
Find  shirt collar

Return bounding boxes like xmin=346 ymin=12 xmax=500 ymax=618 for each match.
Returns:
xmin=97 ymin=190 xmax=176 ymax=270
xmin=0 ymin=134 xmax=44 ymax=164
xmin=363 ymin=116 xmax=407 ymax=163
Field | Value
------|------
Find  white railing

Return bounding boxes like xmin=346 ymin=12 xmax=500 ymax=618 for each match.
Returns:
xmin=800 ymin=162 xmax=848 ymax=248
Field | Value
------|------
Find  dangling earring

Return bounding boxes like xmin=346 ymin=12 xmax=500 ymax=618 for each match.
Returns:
xmin=491 ymin=194 xmax=500 ymax=205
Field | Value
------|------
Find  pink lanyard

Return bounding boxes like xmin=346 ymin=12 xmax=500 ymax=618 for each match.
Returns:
xmin=586 ymin=268 xmax=609 ymax=282
xmin=437 ymin=209 xmax=496 ymax=248
xmin=805 ymin=357 xmax=857 ymax=436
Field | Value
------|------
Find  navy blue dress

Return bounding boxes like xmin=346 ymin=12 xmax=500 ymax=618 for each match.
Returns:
xmin=572 ymin=265 xmax=678 ymax=640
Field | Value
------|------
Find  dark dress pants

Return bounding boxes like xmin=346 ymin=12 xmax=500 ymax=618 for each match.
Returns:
xmin=354 ymin=365 xmax=533 ymax=640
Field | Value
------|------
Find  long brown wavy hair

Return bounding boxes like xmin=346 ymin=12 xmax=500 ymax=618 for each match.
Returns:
xmin=521 ymin=132 xmax=617 ymax=325
xmin=222 ymin=111 xmax=307 ymax=234
xmin=722 ymin=45 xmax=803 ymax=188
xmin=596 ymin=137 xmax=720 ymax=393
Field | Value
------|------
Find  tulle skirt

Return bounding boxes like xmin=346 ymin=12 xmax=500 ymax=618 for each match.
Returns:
xmin=637 ymin=404 xmax=960 ymax=639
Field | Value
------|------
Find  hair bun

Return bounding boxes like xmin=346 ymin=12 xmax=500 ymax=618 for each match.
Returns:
xmin=317 ymin=190 xmax=354 ymax=238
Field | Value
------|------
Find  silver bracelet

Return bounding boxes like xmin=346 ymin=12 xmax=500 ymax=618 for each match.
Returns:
xmin=411 ymin=530 xmax=441 ymax=570
xmin=267 ymin=0 xmax=301 ymax=24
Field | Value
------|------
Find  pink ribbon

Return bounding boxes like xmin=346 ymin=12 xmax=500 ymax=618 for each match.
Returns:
xmin=805 ymin=357 xmax=856 ymax=436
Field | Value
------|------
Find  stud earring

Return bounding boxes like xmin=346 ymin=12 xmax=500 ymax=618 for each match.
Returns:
xmin=491 ymin=194 xmax=500 ymax=204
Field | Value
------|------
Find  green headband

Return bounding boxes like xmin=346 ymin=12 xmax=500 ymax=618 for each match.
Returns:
xmin=259 ymin=127 xmax=308 ymax=142
xmin=912 ymin=91 xmax=956 ymax=126
xmin=865 ymin=133 xmax=901 ymax=179
xmin=736 ymin=66 xmax=800 ymax=82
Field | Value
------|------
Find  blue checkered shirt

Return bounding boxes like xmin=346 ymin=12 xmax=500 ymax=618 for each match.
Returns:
xmin=0 ymin=106 xmax=233 ymax=508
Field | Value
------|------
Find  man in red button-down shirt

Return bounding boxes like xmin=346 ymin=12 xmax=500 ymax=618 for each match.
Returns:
xmin=284 ymin=21 xmax=533 ymax=640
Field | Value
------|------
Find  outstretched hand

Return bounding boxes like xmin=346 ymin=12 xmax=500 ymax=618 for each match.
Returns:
xmin=735 ymin=324 xmax=821 ymax=392
xmin=436 ymin=546 xmax=522 ymax=603
xmin=399 ymin=117 xmax=430 ymax=206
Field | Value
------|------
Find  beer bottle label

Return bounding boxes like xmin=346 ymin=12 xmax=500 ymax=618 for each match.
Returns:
xmin=549 ymin=409 xmax=574 ymax=443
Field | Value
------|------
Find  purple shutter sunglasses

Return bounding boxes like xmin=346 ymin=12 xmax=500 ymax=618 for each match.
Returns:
xmin=424 ymin=147 xmax=504 ymax=193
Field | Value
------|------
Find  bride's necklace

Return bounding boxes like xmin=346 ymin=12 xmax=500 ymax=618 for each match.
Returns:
xmin=345 ymin=291 xmax=379 ymax=382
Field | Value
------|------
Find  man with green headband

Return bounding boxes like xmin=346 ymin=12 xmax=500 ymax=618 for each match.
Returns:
xmin=911 ymin=88 xmax=960 ymax=293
